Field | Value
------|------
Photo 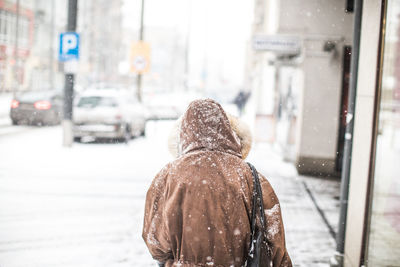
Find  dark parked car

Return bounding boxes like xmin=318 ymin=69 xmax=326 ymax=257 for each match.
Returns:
xmin=10 ymin=90 xmax=63 ymax=126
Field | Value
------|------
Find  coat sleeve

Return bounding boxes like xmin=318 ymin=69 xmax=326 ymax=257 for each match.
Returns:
xmin=259 ymin=173 xmax=293 ymax=267
xmin=142 ymin=165 xmax=173 ymax=263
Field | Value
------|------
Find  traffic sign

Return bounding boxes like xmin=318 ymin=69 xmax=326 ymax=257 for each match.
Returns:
xmin=130 ymin=41 xmax=151 ymax=74
xmin=59 ymin=32 xmax=80 ymax=61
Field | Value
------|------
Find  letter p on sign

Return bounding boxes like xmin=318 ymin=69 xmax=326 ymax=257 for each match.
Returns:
xmin=59 ymin=32 xmax=80 ymax=62
xmin=62 ymin=35 xmax=77 ymax=54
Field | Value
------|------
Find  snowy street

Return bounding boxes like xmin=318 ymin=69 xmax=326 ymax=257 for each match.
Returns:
xmin=0 ymin=120 xmax=340 ymax=267
xmin=0 ymin=121 xmax=173 ymax=267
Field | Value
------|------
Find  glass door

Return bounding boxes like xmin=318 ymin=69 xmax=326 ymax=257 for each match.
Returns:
xmin=365 ymin=0 xmax=400 ymax=265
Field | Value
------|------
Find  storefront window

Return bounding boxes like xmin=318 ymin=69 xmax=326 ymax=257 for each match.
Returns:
xmin=366 ymin=0 xmax=400 ymax=265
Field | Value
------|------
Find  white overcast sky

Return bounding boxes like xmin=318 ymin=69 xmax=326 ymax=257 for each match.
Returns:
xmin=122 ymin=0 xmax=254 ymax=89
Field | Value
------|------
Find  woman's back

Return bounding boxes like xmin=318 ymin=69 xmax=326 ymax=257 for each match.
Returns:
xmin=143 ymin=99 xmax=292 ymax=267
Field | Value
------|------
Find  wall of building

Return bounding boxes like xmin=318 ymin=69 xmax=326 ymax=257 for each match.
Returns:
xmin=77 ymin=0 xmax=123 ymax=88
xmin=28 ymin=0 xmax=67 ymax=91
xmin=0 ymin=0 xmax=67 ymax=92
xmin=248 ymin=0 xmax=354 ymax=175
xmin=0 ymin=0 xmax=34 ymax=91
xmin=277 ymin=0 xmax=354 ymax=176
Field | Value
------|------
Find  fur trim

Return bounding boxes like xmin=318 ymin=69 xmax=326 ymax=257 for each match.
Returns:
xmin=168 ymin=117 xmax=182 ymax=158
xmin=168 ymin=114 xmax=252 ymax=159
xmin=226 ymin=114 xmax=252 ymax=159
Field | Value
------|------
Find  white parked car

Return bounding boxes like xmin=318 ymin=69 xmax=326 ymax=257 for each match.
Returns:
xmin=73 ymin=90 xmax=147 ymax=142
xmin=143 ymin=92 xmax=201 ymax=120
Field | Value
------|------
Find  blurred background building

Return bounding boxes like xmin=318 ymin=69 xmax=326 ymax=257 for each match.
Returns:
xmin=0 ymin=0 xmax=67 ymax=93
xmin=77 ymin=0 xmax=123 ymax=89
xmin=247 ymin=0 xmax=354 ymax=177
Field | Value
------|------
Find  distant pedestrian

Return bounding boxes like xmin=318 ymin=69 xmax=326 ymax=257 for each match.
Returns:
xmin=142 ymin=99 xmax=292 ymax=267
xmin=233 ymin=90 xmax=251 ymax=116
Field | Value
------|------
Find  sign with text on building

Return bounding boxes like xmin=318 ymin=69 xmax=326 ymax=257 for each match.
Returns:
xmin=130 ymin=41 xmax=151 ymax=74
xmin=59 ymin=32 xmax=80 ymax=62
xmin=253 ymin=35 xmax=301 ymax=55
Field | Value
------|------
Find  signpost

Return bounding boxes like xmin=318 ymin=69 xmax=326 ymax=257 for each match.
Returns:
xmin=130 ymin=41 xmax=150 ymax=74
xmin=136 ymin=0 xmax=146 ymax=103
xmin=61 ymin=0 xmax=78 ymax=147
xmin=130 ymin=41 xmax=150 ymax=102
xmin=59 ymin=32 xmax=80 ymax=74
xmin=59 ymin=32 xmax=80 ymax=62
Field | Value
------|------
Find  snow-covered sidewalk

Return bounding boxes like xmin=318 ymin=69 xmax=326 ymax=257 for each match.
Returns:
xmin=248 ymin=143 xmax=340 ymax=266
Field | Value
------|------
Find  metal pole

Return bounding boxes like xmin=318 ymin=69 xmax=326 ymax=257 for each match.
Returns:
xmin=139 ymin=0 xmax=144 ymax=44
xmin=184 ymin=0 xmax=192 ymax=91
xmin=330 ymin=0 xmax=363 ymax=266
xmin=63 ymin=0 xmax=78 ymax=147
xmin=49 ymin=0 xmax=55 ymax=89
xmin=137 ymin=0 xmax=145 ymax=102
xmin=202 ymin=1 xmax=208 ymax=94
xmin=13 ymin=0 xmax=20 ymax=98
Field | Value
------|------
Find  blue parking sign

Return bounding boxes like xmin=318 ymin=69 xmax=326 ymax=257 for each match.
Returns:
xmin=59 ymin=32 xmax=80 ymax=61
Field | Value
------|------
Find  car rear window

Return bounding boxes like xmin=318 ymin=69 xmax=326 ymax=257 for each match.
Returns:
xmin=18 ymin=91 xmax=56 ymax=102
xmin=77 ymin=96 xmax=118 ymax=108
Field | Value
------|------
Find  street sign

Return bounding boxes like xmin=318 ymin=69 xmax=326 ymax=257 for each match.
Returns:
xmin=253 ymin=35 xmax=301 ymax=55
xmin=130 ymin=41 xmax=151 ymax=74
xmin=59 ymin=32 xmax=80 ymax=61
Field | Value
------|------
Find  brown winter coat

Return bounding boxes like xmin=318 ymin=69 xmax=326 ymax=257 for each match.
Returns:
xmin=143 ymin=99 xmax=292 ymax=267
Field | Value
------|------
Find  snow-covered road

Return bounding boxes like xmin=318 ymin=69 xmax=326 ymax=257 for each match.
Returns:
xmin=0 ymin=121 xmax=175 ymax=267
xmin=0 ymin=120 xmax=340 ymax=267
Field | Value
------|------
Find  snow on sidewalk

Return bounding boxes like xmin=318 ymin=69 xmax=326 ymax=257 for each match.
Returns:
xmin=248 ymin=143 xmax=340 ymax=266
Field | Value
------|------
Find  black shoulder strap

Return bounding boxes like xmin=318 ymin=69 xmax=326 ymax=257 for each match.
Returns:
xmin=247 ymin=163 xmax=266 ymax=230
xmin=249 ymin=163 xmax=258 ymax=238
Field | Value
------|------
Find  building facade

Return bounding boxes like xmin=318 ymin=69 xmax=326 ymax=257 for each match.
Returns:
xmin=77 ymin=0 xmax=123 ymax=88
xmin=0 ymin=0 xmax=124 ymax=93
xmin=0 ymin=0 xmax=67 ymax=93
xmin=249 ymin=0 xmax=354 ymax=176
xmin=249 ymin=0 xmax=400 ymax=265
xmin=0 ymin=0 xmax=34 ymax=92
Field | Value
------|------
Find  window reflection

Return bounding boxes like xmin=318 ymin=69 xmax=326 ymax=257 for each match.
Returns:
xmin=367 ymin=0 xmax=400 ymax=265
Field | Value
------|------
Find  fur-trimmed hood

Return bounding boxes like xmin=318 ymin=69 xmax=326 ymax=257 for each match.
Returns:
xmin=168 ymin=99 xmax=252 ymax=159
